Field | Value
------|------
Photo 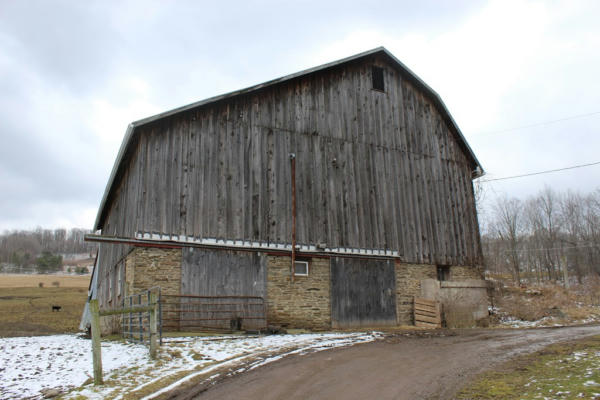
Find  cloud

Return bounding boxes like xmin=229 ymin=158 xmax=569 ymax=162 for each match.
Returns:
xmin=1 ymin=0 xmax=599 ymax=230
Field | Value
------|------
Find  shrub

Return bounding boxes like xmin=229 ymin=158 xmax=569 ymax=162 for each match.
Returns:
xmin=35 ymin=252 xmax=62 ymax=273
xmin=75 ymin=266 xmax=88 ymax=275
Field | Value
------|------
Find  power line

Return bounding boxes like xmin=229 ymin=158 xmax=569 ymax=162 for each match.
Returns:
xmin=475 ymin=110 xmax=600 ymax=136
xmin=496 ymin=244 xmax=600 ymax=254
xmin=478 ymin=161 xmax=600 ymax=183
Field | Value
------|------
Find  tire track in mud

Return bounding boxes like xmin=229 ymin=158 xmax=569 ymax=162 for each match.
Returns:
xmin=176 ymin=325 xmax=600 ymax=400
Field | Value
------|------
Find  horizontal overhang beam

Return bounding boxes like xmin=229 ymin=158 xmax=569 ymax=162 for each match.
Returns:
xmin=84 ymin=234 xmax=401 ymax=261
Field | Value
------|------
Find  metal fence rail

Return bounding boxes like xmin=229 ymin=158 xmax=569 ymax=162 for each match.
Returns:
xmin=160 ymin=294 xmax=267 ymax=332
xmin=121 ymin=287 xmax=163 ymax=345
xmin=90 ymin=287 xmax=160 ymax=385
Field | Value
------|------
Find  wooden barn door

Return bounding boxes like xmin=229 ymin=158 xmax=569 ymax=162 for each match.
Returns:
xmin=177 ymin=248 xmax=266 ymax=330
xmin=330 ymin=258 xmax=397 ymax=328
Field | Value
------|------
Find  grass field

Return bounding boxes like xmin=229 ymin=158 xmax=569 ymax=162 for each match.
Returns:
xmin=0 ymin=274 xmax=90 ymax=337
xmin=0 ymin=273 xmax=90 ymax=288
xmin=457 ymin=335 xmax=600 ymax=399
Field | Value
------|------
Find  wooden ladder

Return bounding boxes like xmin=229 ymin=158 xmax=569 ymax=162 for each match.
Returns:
xmin=414 ymin=297 xmax=441 ymax=328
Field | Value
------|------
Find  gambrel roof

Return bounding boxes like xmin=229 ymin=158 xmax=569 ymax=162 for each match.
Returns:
xmin=94 ymin=47 xmax=483 ymax=230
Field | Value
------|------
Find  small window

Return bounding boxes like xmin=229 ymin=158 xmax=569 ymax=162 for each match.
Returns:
xmin=294 ymin=261 xmax=309 ymax=276
xmin=372 ymin=66 xmax=384 ymax=91
xmin=437 ymin=265 xmax=450 ymax=281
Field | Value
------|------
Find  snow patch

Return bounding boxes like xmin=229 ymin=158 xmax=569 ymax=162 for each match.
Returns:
xmin=0 ymin=334 xmax=147 ymax=399
xmin=1 ymin=332 xmax=380 ymax=399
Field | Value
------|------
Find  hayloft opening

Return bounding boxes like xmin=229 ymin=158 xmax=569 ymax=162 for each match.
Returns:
xmin=437 ymin=265 xmax=450 ymax=281
xmin=372 ymin=66 xmax=384 ymax=91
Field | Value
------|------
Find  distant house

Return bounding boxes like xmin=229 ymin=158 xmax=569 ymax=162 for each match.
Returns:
xmin=85 ymin=47 xmax=487 ymax=332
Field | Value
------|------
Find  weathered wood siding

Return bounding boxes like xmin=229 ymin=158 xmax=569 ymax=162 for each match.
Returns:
xmin=98 ymin=54 xmax=481 ymax=271
xmin=330 ymin=257 xmax=396 ymax=328
xmin=181 ymin=249 xmax=265 ymax=297
xmin=179 ymin=249 xmax=266 ymax=330
xmin=97 ymin=243 xmax=130 ymax=309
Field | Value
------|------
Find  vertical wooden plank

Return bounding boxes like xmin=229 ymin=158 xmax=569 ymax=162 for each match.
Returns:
xmin=456 ymin=162 xmax=470 ymax=263
xmin=242 ymin=98 xmax=252 ymax=241
xmin=327 ymin=137 xmax=340 ymax=247
xmin=330 ymin=257 xmax=396 ymax=328
xmin=179 ymin=115 xmax=189 ymax=236
xmin=343 ymin=140 xmax=358 ymax=247
xmin=415 ymin=93 xmax=435 ymax=263
xmin=438 ymin=116 xmax=458 ymax=264
xmin=149 ymin=291 xmax=158 ymax=359
xmin=414 ymin=92 xmax=432 ymax=262
xmin=421 ymin=98 xmax=441 ymax=264
xmin=216 ymin=106 xmax=227 ymax=240
xmin=312 ymin=130 xmax=326 ymax=245
xmin=402 ymin=82 xmax=423 ymax=262
xmin=223 ymin=104 xmax=234 ymax=240
xmin=433 ymin=117 xmax=451 ymax=265
xmin=150 ymin=127 xmax=160 ymax=233
xmin=388 ymin=71 xmax=406 ymax=257
xmin=140 ymin=133 xmax=150 ymax=235
xmin=171 ymin=117 xmax=182 ymax=236
xmin=250 ymin=97 xmax=261 ymax=241
xmin=90 ymin=299 xmax=103 ymax=385
xmin=356 ymin=78 xmax=373 ymax=249
xmin=192 ymin=111 xmax=203 ymax=238
xmin=397 ymin=77 xmax=414 ymax=260
xmin=266 ymin=126 xmax=276 ymax=242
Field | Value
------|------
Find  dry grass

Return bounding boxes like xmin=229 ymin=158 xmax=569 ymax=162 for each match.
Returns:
xmin=492 ymin=277 xmax=600 ymax=324
xmin=0 ymin=273 xmax=90 ymax=288
xmin=0 ymin=274 xmax=90 ymax=337
xmin=456 ymin=335 xmax=600 ymax=399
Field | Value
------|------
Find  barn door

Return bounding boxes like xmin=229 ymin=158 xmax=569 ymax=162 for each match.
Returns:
xmin=330 ymin=257 xmax=397 ymax=328
xmin=181 ymin=248 xmax=265 ymax=297
xmin=178 ymin=248 xmax=266 ymax=330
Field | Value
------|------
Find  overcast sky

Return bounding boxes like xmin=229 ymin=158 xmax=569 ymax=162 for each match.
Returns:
xmin=1 ymin=0 xmax=599 ymax=232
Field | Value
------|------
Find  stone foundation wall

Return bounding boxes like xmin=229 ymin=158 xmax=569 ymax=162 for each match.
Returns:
xmin=124 ymin=247 xmax=182 ymax=296
xmin=395 ymin=262 xmax=437 ymax=325
xmin=266 ymin=256 xmax=331 ymax=330
xmin=100 ymin=247 xmax=181 ymax=335
xmin=104 ymin=248 xmax=484 ymax=332
xmin=450 ymin=265 xmax=484 ymax=280
xmin=395 ymin=262 xmax=485 ymax=325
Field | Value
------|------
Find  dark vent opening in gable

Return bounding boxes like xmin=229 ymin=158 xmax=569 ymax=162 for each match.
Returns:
xmin=372 ymin=66 xmax=384 ymax=91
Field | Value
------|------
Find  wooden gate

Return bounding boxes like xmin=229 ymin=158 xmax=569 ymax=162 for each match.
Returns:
xmin=330 ymin=257 xmax=397 ymax=328
xmin=414 ymin=298 xmax=441 ymax=328
xmin=161 ymin=294 xmax=266 ymax=331
xmin=179 ymin=248 xmax=266 ymax=330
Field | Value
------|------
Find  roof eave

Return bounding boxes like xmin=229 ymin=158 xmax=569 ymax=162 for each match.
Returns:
xmin=93 ymin=123 xmax=135 ymax=230
xmin=378 ymin=48 xmax=483 ymax=174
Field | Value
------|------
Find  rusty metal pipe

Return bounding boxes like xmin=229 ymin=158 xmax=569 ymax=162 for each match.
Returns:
xmin=290 ymin=153 xmax=297 ymax=283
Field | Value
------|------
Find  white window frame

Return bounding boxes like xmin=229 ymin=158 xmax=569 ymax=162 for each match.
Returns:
xmin=294 ymin=260 xmax=309 ymax=276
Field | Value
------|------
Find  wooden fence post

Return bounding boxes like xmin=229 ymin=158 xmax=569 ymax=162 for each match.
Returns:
xmin=149 ymin=291 xmax=158 ymax=359
xmin=90 ymin=299 xmax=103 ymax=385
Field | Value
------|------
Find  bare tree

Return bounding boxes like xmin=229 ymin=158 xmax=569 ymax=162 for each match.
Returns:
xmin=482 ymin=186 xmax=600 ymax=284
xmin=560 ymin=191 xmax=584 ymax=283
xmin=493 ymin=196 xmax=524 ymax=285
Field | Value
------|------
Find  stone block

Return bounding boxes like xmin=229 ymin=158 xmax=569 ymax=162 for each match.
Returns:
xmin=266 ymin=256 xmax=331 ymax=330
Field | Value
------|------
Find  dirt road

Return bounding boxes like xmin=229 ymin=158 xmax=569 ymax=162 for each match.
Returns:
xmin=179 ymin=325 xmax=600 ymax=400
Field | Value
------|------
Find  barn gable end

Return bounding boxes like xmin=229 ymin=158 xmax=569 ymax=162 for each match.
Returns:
xmin=89 ymin=48 xmax=488 ymax=332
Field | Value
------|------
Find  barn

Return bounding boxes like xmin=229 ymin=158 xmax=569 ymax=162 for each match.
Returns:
xmin=85 ymin=47 xmax=488 ymax=332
